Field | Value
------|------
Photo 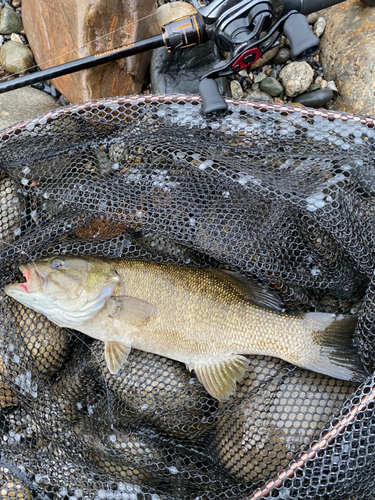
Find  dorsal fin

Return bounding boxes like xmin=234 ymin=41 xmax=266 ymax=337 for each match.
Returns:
xmin=210 ymin=269 xmax=283 ymax=311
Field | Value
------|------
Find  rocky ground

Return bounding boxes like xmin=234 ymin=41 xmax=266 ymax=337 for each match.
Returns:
xmin=0 ymin=0 xmax=374 ymax=129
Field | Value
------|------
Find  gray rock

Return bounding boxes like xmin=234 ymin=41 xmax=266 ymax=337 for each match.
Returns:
xmin=292 ymin=88 xmax=333 ymax=108
xmin=246 ymin=90 xmax=274 ymax=104
xmin=0 ymin=40 xmax=33 ymax=73
xmin=0 ymin=87 xmax=58 ymax=130
xmin=0 ymin=7 xmax=22 ymax=34
xmin=150 ymin=40 xmax=229 ymax=96
xmin=272 ymin=47 xmax=290 ymax=65
xmin=314 ymin=17 xmax=326 ymax=38
xmin=279 ymin=61 xmax=314 ymax=97
xmin=254 ymin=72 xmax=267 ymax=83
xmin=259 ymin=77 xmax=284 ymax=97
xmin=230 ymin=80 xmax=243 ymax=99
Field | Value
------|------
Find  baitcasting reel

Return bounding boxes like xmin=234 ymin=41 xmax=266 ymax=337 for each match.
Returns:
xmin=190 ymin=0 xmax=322 ymax=115
xmin=0 ymin=0 xmax=363 ymax=116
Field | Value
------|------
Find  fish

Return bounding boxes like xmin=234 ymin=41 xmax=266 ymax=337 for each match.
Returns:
xmin=4 ymin=255 xmax=367 ymax=401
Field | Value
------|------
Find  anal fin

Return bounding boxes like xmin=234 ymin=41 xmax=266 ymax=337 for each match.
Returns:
xmin=105 ymin=341 xmax=131 ymax=374
xmin=193 ymin=355 xmax=249 ymax=401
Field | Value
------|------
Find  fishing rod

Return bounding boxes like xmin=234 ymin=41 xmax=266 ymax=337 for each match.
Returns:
xmin=0 ymin=0 xmax=359 ymax=116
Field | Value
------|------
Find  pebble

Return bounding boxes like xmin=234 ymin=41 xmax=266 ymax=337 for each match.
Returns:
xmin=254 ymin=72 xmax=267 ymax=83
xmin=10 ymin=32 xmax=22 ymax=42
xmin=292 ymin=88 xmax=334 ymax=108
xmin=327 ymin=80 xmax=338 ymax=92
xmin=246 ymin=89 xmax=274 ymax=104
xmin=268 ymin=69 xmax=279 ymax=79
xmin=0 ymin=6 xmax=22 ymax=34
xmin=320 ymin=79 xmax=328 ymax=89
xmin=281 ymin=35 xmax=290 ymax=48
xmin=279 ymin=61 xmax=314 ymax=97
xmin=0 ymin=40 xmax=33 ymax=73
xmin=12 ymin=0 xmax=21 ymax=6
xmin=307 ymin=83 xmax=321 ymax=92
xmin=259 ymin=76 xmax=284 ymax=96
xmin=306 ymin=12 xmax=320 ymax=25
xmin=230 ymin=79 xmax=243 ymax=99
xmin=272 ymin=47 xmax=291 ymax=65
xmin=314 ymin=17 xmax=326 ymax=38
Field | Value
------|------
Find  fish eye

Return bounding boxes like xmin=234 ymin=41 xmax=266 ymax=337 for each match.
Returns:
xmin=50 ymin=259 xmax=64 ymax=269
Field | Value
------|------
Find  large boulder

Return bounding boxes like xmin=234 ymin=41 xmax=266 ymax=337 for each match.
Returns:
xmin=22 ymin=0 xmax=158 ymax=103
xmin=320 ymin=0 xmax=375 ymax=115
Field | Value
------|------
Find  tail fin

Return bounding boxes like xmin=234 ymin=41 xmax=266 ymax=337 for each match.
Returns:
xmin=303 ymin=313 xmax=368 ymax=383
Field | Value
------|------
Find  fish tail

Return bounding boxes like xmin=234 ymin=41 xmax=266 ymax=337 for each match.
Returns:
xmin=302 ymin=312 xmax=368 ymax=383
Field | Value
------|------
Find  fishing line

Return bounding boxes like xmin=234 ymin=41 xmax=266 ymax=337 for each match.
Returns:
xmin=0 ymin=9 xmax=161 ymax=83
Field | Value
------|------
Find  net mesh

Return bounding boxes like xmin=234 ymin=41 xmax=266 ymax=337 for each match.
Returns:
xmin=0 ymin=95 xmax=374 ymax=499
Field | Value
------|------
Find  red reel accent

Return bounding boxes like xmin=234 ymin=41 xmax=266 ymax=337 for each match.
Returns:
xmin=231 ymin=47 xmax=262 ymax=71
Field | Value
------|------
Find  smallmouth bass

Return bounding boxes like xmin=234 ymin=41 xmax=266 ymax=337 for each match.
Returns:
xmin=4 ymin=256 xmax=367 ymax=401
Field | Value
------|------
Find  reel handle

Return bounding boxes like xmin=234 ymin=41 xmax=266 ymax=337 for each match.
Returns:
xmin=199 ymin=78 xmax=229 ymax=116
xmin=283 ymin=13 xmax=320 ymax=60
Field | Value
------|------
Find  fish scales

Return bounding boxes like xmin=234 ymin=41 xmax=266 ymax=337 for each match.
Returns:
xmin=4 ymin=256 xmax=367 ymax=401
xmin=110 ymin=260 xmax=314 ymax=363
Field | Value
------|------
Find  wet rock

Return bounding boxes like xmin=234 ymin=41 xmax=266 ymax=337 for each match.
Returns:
xmin=0 ymin=7 xmax=22 ymax=34
xmin=0 ymin=40 xmax=33 ymax=73
xmin=246 ymin=89 xmax=274 ymax=103
xmin=292 ymin=88 xmax=333 ymax=108
xmin=150 ymin=40 xmax=229 ymax=96
xmin=156 ymin=1 xmax=196 ymax=26
xmin=272 ymin=47 xmax=290 ymax=65
xmin=320 ymin=0 xmax=375 ymax=115
xmin=0 ymin=87 xmax=58 ymax=130
xmin=314 ymin=17 xmax=326 ymax=38
xmin=22 ymin=0 xmax=158 ymax=104
xmin=230 ymin=80 xmax=243 ymax=99
xmin=259 ymin=76 xmax=283 ymax=96
xmin=279 ymin=61 xmax=314 ymax=97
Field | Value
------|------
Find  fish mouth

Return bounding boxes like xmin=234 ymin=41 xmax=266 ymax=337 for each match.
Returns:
xmin=18 ymin=264 xmax=45 ymax=293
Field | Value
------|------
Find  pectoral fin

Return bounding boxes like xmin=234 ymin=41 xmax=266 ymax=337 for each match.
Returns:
xmin=107 ymin=296 xmax=157 ymax=326
xmin=193 ymin=355 xmax=249 ymax=401
xmin=105 ymin=341 xmax=131 ymax=374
